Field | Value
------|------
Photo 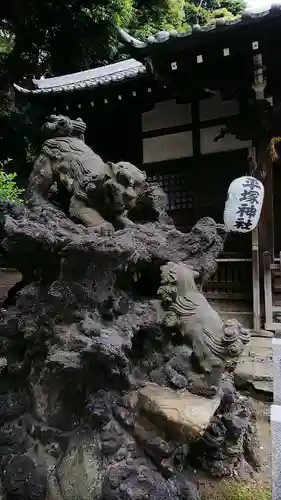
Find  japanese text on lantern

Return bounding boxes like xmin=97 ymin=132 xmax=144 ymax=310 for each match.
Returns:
xmin=234 ymin=177 xmax=261 ymax=231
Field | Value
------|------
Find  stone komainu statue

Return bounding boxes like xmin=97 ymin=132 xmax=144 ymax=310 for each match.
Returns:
xmin=157 ymin=262 xmax=250 ymax=397
xmin=26 ymin=115 xmax=168 ymax=233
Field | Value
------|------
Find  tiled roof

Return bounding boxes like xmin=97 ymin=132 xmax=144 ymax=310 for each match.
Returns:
xmin=14 ymin=3 xmax=281 ymax=95
xmin=117 ymin=3 xmax=281 ymax=49
xmin=13 ymin=58 xmax=147 ymax=95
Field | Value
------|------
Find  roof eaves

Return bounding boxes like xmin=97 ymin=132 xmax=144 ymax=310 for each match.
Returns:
xmin=14 ymin=59 xmax=147 ymax=95
xmin=117 ymin=3 xmax=281 ymax=48
xmin=14 ymin=4 xmax=281 ymax=96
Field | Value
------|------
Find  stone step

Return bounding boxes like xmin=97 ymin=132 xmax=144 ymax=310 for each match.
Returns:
xmin=234 ymin=336 xmax=273 ymax=395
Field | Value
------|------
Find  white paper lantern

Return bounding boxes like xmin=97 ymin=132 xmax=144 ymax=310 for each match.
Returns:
xmin=223 ymin=176 xmax=264 ymax=233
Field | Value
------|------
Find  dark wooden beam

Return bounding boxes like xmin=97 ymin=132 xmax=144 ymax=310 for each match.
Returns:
xmin=256 ymin=141 xmax=275 ymax=258
xmin=191 ymin=101 xmax=200 ymax=158
xmin=142 ymin=109 xmax=237 ymax=140
xmin=250 ymin=141 xmax=274 ymax=329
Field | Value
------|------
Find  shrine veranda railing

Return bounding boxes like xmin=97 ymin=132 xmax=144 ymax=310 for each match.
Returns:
xmin=263 ymin=253 xmax=281 ymax=332
xmin=203 ymin=258 xmax=253 ymax=301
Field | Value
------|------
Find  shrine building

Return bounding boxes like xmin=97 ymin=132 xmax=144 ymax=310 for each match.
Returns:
xmin=14 ymin=4 xmax=281 ymax=332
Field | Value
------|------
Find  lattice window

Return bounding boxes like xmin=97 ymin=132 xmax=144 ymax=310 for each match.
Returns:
xmin=147 ymin=172 xmax=194 ymax=212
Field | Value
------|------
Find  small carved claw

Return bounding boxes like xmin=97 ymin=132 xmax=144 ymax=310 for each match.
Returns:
xmin=187 ymin=379 xmax=200 ymax=395
xmin=187 ymin=378 xmax=218 ymax=398
xmin=208 ymin=384 xmax=219 ymax=396
xmin=163 ymin=311 xmax=178 ymax=329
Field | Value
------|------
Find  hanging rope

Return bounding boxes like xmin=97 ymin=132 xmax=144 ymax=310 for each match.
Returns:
xmin=268 ymin=136 xmax=281 ymax=162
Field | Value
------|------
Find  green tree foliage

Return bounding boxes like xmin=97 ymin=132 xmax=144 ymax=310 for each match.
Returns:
xmin=0 ymin=1 xmax=138 ymax=177
xmin=219 ymin=0 xmax=246 ymax=16
xmin=0 ymin=159 xmax=24 ymax=202
xmin=132 ymin=0 xmax=245 ymax=35
xmin=0 ymin=0 xmax=136 ymax=78
xmin=0 ymin=30 xmax=13 ymax=54
xmin=182 ymin=0 xmax=246 ymax=29
xmin=131 ymin=0 xmax=185 ymax=35
xmin=0 ymin=0 xmax=246 ymax=78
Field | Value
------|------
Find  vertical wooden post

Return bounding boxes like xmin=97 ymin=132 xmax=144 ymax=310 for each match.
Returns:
xmin=251 ymin=53 xmax=274 ymax=330
xmin=249 ymin=146 xmax=261 ymax=332
xmin=263 ymin=250 xmax=273 ymax=330
xmin=132 ymin=108 xmax=144 ymax=167
xmin=252 ymin=226 xmax=260 ymax=331
xmin=191 ymin=101 xmax=200 ymax=158
xmin=256 ymin=142 xmax=274 ymax=259
xmin=249 ymin=141 xmax=274 ymax=331
xmin=255 ymin=142 xmax=274 ymax=330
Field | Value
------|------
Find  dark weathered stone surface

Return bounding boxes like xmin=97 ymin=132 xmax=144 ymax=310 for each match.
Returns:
xmin=0 ymin=197 xmax=259 ymax=499
xmin=188 ymin=378 xmax=260 ymax=478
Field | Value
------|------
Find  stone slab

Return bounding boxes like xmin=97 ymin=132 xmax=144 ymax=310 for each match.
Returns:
xmin=271 ymin=404 xmax=281 ymax=500
xmin=138 ymin=382 xmax=221 ymax=442
xmin=252 ymin=329 xmax=274 ymax=338
xmin=234 ymin=336 xmax=273 ymax=394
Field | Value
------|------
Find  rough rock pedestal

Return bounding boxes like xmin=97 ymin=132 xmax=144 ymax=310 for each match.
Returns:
xmin=0 ymin=201 xmax=260 ymax=500
xmin=0 ymin=115 xmax=259 ymax=500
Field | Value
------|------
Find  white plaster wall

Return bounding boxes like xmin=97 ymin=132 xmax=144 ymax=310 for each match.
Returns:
xmin=141 ymin=97 xmax=248 ymax=163
xmin=143 ymin=131 xmax=193 ymax=164
xmin=200 ymin=125 xmax=251 ymax=155
xmin=142 ymin=99 xmax=192 ymax=132
xmin=199 ymin=94 xmax=239 ymax=121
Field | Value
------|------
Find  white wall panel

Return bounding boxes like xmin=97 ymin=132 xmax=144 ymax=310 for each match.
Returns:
xmin=143 ymin=131 xmax=193 ymax=164
xmin=142 ymin=100 xmax=192 ymax=132
xmin=200 ymin=126 xmax=251 ymax=155
xmin=200 ymin=95 xmax=239 ymax=121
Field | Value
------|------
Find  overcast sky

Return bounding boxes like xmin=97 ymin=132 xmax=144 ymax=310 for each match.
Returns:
xmin=246 ymin=0 xmax=280 ymax=9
